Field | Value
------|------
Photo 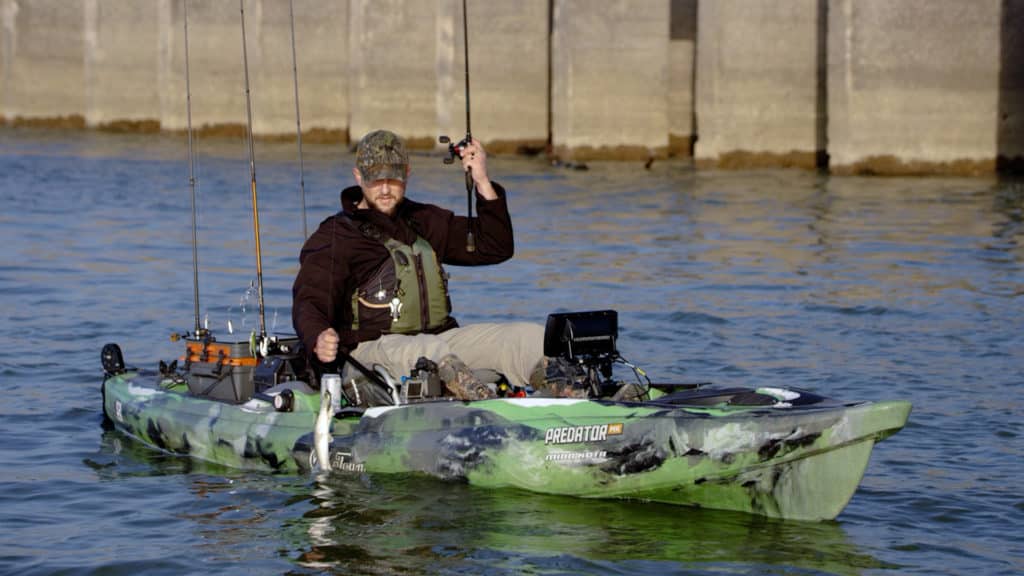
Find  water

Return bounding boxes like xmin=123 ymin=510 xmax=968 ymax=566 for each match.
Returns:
xmin=0 ymin=127 xmax=1021 ymax=575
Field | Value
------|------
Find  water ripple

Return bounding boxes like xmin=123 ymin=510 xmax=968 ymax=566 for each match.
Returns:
xmin=0 ymin=130 xmax=1022 ymax=575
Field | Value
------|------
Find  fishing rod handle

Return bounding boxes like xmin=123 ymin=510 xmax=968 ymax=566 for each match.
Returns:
xmin=465 ymin=168 xmax=476 ymax=252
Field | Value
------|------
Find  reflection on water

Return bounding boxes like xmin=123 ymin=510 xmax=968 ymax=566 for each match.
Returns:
xmin=292 ymin=476 xmax=893 ymax=576
xmin=1 ymin=129 xmax=1022 ymax=575
xmin=96 ymin=431 xmax=887 ymax=575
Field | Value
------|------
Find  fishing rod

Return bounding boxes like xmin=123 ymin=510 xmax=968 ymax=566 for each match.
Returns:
xmin=239 ymin=0 xmax=268 ymax=342
xmin=439 ymin=0 xmax=475 ymax=252
xmin=183 ymin=0 xmax=202 ymax=337
xmin=288 ymin=0 xmax=308 ymax=240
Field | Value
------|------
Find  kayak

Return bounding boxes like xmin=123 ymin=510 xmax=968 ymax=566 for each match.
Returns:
xmin=293 ymin=393 xmax=909 ymax=521
xmin=100 ymin=312 xmax=910 ymax=521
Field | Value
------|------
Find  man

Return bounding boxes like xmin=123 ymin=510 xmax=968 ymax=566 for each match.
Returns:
xmin=292 ymin=129 xmax=546 ymax=400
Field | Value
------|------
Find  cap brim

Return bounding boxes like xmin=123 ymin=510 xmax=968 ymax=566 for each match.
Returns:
xmin=360 ymin=164 xmax=407 ymax=183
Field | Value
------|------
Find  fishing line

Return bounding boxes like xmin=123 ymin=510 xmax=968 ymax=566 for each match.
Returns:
xmin=461 ymin=0 xmax=474 ymax=253
xmin=288 ymin=0 xmax=308 ymax=240
xmin=239 ymin=0 xmax=267 ymax=341
xmin=183 ymin=0 xmax=202 ymax=336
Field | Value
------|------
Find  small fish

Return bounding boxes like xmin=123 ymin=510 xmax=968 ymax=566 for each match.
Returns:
xmin=313 ymin=389 xmax=334 ymax=472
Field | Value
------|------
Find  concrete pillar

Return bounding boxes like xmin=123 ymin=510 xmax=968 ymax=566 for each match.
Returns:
xmin=348 ymin=0 xmax=439 ymax=148
xmin=159 ymin=0 xmax=245 ymax=136
xmin=437 ymin=0 xmax=549 ymax=155
xmin=0 ymin=0 xmax=86 ymax=126
xmin=83 ymin=0 xmax=161 ymax=131
xmin=157 ymin=0 xmax=346 ymax=140
xmin=551 ymin=0 xmax=670 ymax=162
xmin=284 ymin=0 xmax=347 ymax=142
xmin=695 ymin=0 xmax=825 ymax=169
xmin=668 ymin=0 xmax=696 ymax=157
xmin=828 ymin=0 xmax=1004 ymax=174
xmin=237 ymin=0 xmax=347 ymax=139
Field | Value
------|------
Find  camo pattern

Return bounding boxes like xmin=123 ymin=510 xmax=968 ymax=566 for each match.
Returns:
xmin=102 ymin=373 xmax=910 ymax=520
xmin=102 ymin=373 xmax=341 ymax=472
xmin=355 ymin=129 xmax=408 ymax=183
xmin=437 ymin=354 xmax=495 ymax=400
xmin=311 ymin=398 xmax=908 ymax=519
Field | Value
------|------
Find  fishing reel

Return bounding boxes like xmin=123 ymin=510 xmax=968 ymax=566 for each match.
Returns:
xmin=439 ymin=132 xmax=477 ymax=252
xmin=439 ymin=134 xmax=472 ymax=164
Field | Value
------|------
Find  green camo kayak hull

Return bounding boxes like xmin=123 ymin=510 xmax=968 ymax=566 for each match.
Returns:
xmin=102 ymin=373 xmax=909 ymax=520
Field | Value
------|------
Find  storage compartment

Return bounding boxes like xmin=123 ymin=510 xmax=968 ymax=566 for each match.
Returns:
xmin=182 ymin=339 xmax=257 ymax=403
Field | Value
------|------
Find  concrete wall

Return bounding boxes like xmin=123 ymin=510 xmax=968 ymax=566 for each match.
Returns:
xmin=289 ymin=0 xmax=348 ymax=140
xmin=349 ymin=0 xmax=549 ymax=151
xmin=551 ymin=0 xmax=670 ymax=161
xmin=1 ymin=0 xmax=86 ymax=125
xmin=438 ymin=0 xmax=549 ymax=154
xmin=243 ymin=0 xmax=346 ymax=138
xmin=153 ymin=0 xmax=347 ymax=139
xmin=348 ymin=0 xmax=436 ymax=147
xmin=84 ymin=0 xmax=162 ymax=130
xmin=0 ymin=0 xmax=1022 ymax=172
xmin=695 ymin=0 xmax=825 ymax=168
xmin=828 ymin=0 xmax=1004 ymax=174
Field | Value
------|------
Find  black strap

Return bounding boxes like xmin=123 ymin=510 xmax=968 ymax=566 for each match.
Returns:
xmin=338 ymin=212 xmax=421 ymax=247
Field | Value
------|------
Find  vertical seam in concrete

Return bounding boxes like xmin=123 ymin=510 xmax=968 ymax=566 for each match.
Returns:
xmin=563 ymin=0 xmax=573 ymax=146
xmin=546 ymin=0 xmax=553 ymax=148
xmin=842 ymin=0 xmax=853 ymax=162
xmin=251 ymin=0 xmax=264 ymax=134
xmin=84 ymin=0 xmax=98 ymax=125
xmin=843 ymin=0 xmax=853 ymax=98
xmin=694 ymin=0 xmax=712 ymax=157
xmin=816 ymin=0 xmax=828 ymax=165
xmin=344 ymin=0 xmax=351 ymax=144
xmin=157 ymin=0 xmax=172 ymax=130
xmin=690 ymin=0 xmax=698 ymax=150
xmin=435 ymin=0 xmax=454 ymax=144
xmin=0 ymin=0 xmax=16 ymax=115
xmin=347 ymin=0 xmax=359 ymax=141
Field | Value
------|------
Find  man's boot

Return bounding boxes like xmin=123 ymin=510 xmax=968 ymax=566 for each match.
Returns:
xmin=528 ymin=357 xmax=589 ymax=398
xmin=438 ymin=354 xmax=495 ymax=400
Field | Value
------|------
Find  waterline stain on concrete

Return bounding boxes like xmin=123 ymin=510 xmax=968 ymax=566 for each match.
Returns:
xmin=669 ymin=134 xmax=696 ymax=158
xmin=4 ymin=115 xmax=87 ymax=130
xmin=484 ymin=139 xmax=548 ymax=156
xmin=697 ymin=150 xmax=823 ymax=171
xmin=831 ymin=155 xmax=997 ymax=177
xmin=99 ymin=120 xmax=161 ymax=134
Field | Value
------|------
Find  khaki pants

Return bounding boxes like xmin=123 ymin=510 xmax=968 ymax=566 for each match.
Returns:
xmin=348 ymin=322 xmax=544 ymax=387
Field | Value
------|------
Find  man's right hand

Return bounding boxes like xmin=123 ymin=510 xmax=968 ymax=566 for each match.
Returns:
xmin=314 ymin=328 xmax=340 ymax=364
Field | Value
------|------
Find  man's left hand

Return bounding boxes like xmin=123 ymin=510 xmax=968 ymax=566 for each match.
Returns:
xmin=461 ymin=138 xmax=497 ymax=200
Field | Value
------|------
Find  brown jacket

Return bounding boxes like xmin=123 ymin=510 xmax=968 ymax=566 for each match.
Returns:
xmin=291 ymin=183 xmax=514 ymax=360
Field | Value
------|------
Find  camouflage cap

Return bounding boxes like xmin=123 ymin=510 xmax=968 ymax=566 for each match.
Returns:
xmin=356 ymin=130 xmax=409 ymax=183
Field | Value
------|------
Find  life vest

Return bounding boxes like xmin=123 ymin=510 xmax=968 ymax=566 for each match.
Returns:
xmin=345 ymin=216 xmax=453 ymax=336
